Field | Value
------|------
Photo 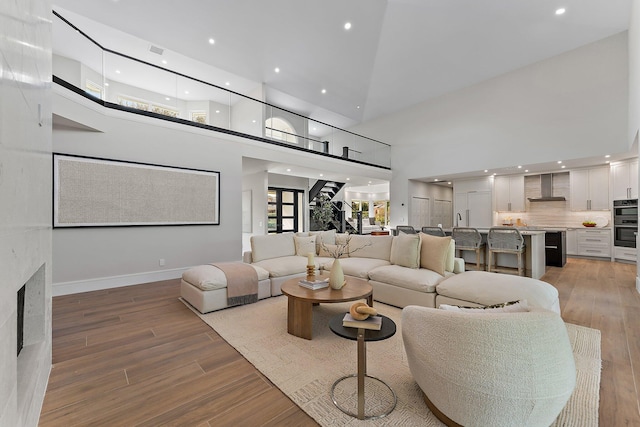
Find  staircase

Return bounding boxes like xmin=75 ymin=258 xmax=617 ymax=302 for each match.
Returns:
xmin=309 ymin=180 xmax=356 ymax=233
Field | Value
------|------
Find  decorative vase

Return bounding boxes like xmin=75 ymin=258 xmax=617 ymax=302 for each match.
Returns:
xmin=329 ymin=258 xmax=345 ymax=290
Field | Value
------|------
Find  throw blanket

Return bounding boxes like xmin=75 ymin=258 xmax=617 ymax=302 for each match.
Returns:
xmin=212 ymin=262 xmax=258 ymax=307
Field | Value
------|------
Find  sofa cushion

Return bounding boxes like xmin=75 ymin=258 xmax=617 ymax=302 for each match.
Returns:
xmin=319 ymin=243 xmax=349 ymax=258
xmin=310 ymin=230 xmax=337 ymax=254
xmin=436 ymin=271 xmax=559 ymax=311
xmin=419 ymin=233 xmax=452 ymax=276
xmin=348 ymin=235 xmax=393 ymax=260
xmin=390 ymin=233 xmax=421 ymax=268
xmin=251 ymin=233 xmax=296 ymax=262
xmin=368 ymin=264 xmax=448 ymax=293
xmin=294 ymin=235 xmax=316 ymax=257
xmin=335 ymin=233 xmax=349 ymax=245
xmin=322 ymin=257 xmax=390 ymax=279
xmin=253 ymin=255 xmax=308 ymax=277
xmin=182 ymin=264 xmax=270 ymax=291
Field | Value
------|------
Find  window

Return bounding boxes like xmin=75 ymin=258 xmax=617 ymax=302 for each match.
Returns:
xmin=351 ymin=200 xmax=369 ymax=219
xmin=268 ymin=187 xmax=304 ymax=233
xmin=265 ymin=117 xmax=297 ymax=144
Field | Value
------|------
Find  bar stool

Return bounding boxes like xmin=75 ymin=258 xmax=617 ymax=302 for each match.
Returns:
xmin=487 ymin=227 xmax=526 ymax=276
xmin=452 ymin=227 xmax=485 ymax=271
xmin=421 ymin=226 xmax=446 ymax=237
xmin=396 ymin=225 xmax=417 ymax=234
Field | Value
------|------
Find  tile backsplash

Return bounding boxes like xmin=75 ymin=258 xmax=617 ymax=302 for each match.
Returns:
xmin=496 ymin=173 xmax=612 ymax=228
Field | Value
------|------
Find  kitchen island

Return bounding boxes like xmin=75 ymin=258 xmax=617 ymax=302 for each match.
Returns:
xmin=445 ymin=229 xmax=546 ymax=279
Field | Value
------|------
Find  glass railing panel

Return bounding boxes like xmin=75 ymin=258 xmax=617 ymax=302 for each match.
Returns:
xmin=176 ymin=75 xmax=231 ymax=129
xmin=103 ymin=51 xmax=178 ymax=117
xmin=229 ymin=93 xmax=262 ymax=138
xmin=52 ymin=13 xmax=104 ymax=100
xmin=309 ymin=121 xmax=335 ymax=156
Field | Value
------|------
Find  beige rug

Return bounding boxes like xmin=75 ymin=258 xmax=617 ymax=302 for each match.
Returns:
xmin=185 ymin=296 xmax=601 ymax=426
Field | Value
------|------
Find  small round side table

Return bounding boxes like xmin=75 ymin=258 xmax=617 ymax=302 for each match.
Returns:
xmin=329 ymin=313 xmax=397 ymax=420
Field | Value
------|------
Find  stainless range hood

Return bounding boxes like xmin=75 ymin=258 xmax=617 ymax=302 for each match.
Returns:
xmin=528 ymin=173 xmax=566 ymax=202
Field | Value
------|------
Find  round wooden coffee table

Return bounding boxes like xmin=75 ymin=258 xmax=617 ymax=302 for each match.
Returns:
xmin=280 ymin=273 xmax=373 ymax=340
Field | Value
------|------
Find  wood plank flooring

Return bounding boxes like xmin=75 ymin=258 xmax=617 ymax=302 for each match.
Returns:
xmin=40 ymin=258 xmax=640 ymax=426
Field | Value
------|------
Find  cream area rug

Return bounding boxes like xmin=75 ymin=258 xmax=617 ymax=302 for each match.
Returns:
xmin=186 ymin=296 xmax=601 ymax=426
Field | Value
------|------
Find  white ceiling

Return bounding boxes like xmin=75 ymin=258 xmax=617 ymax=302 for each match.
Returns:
xmin=52 ymin=0 xmax=633 ymax=131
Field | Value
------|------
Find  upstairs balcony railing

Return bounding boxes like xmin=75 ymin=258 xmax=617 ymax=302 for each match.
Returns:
xmin=52 ymin=11 xmax=391 ymax=169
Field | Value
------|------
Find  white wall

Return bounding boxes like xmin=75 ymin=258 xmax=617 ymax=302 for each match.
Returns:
xmin=242 ymin=169 xmax=268 ymax=252
xmin=0 ymin=1 xmax=53 ymax=425
xmin=630 ymin=1 xmax=640 ymax=146
xmin=52 ymin=90 xmax=243 ymax=294
xmin=353 ymin=33 xmax=629 ymax=226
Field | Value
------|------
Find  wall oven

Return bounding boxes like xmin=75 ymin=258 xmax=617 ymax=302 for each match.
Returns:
xmin=613 ymin=199 xmax=638 ymax=248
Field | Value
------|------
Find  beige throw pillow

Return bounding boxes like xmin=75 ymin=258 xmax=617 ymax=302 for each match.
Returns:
xmin=294 ymin=235 xmax=316 ymax=257
xmin=390 ymin=233 xmax=421 ymax=269
xmin=420 ymin=233 xmax=452 ymax=276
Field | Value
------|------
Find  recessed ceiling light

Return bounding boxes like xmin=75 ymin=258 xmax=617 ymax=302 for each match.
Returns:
xmin=555 ymin=8 xmax=566 ymax=15
xmin=184 ymin=90 xmax=189 ymax=94
xmin=321 ymin=89 xmax=327 ymax=94
xmin=115 ymin=69 xmax=120 ymax=74
xmin=215 ymin=110 xmax=220 ymax=113
xmin=517 ymin=165 xmax=522 ymax=169
xmin=434 ymin=179 xmax=439 ymax=182
xmin=368 ymin=181 xmax=372 ymax=184
xmin=104 ymin=82 xmax=109 ymax=87
xmin=274 ymin=67 xmax=280 ymax=73
xmin=605 ymin=154 xmax=611 ymax=158
xmin=344 ymin=22 xmax=352 ymax=30
xmin=346 ymin=178 xmax=350 ymax=181
xmin=165 ymin=97 xmax=170 ymax=101
xmin=312 ymin=127 xmax=317 ymax=131
xmin=606 ymin=160 xmax=610 ymax=164
xmin=525 ymin=169 xmax=529 ymax=173
xmin=208 ymin=38 xmax=215 ymax=45
xmin=492 ymin=173 xmax=497 ymax=176
xmin=225 ymin=82 xmax=230 ymax=86
xmin=447 ymin=182 xmax=452 ymax=185
xmin=356 ymin=106 xmax=360 ymax=109
xmin=161 ymin=60 xmax=167 ymax=64
xmin=484 ymin=170 xmax=488 ymax=173
xmin=561 ymin=165 xmax=566 ymax=169
xmin=320 ymin=174 xmax=324 ymax=177
xmin=557 ymin=160 xmax=562 ymax=164
xmin=286 ymin=168 xmax=291 ymax=172
xmin=252 ymin=120 xmax=256 ymax=123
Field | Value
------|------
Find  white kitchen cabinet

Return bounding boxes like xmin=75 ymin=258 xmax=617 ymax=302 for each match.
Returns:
xmin=566 ymin=228 xmax=577 ymax=255
xmin=614 ymin=246 xmax=637 ymax=262
xmin=454 ymin=191 xmax=492 ymax=228
xmin=495 ymin=175 xmax=525 ymax=212
xmin=612 ymin=159 xmax=638 ymax=201
xmin=577 ymin=229 xmax=611 ymax=258
xmin=570 ymin=167 xmax=609 ymax=211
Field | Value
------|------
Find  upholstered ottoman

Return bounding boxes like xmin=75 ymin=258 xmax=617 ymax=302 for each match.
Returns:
xmin=181 ymin=263 xmax=271 ymax=313
xmin=435 ymin=270 xmax=560 ymax=313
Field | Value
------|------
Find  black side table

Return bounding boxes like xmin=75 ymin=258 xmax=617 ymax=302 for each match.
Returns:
xmin=329 ymin=313 xmax=397 ymax=420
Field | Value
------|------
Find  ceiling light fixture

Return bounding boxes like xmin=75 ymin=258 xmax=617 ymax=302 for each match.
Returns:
xmin=368 ymin=181 xmax=372 ymax=184
xmin=356 ymin=106 xmax=360 ymax=109
xmin=320 ymin=174 xmax=324 ymax=177
xmin=484 ymin=170 xmax=488 ymax=173
xmin=274 ymin=67 xmax=280 ymax=73
xmin=344 ymin=22 xmax=352 ymax=30
xmin=555 ymin=8 xmax=566 ymax=15
xmin=286 ymin=168 xmax=291 ymax=172
xmin=208 ymin=38 xmax=215 ymax=45
xmin=104 ymin=82 xmax=109 ymax=87
xmin=184 ymin=90 xmax=189 ymax=94
xmin=434 ymin=179 xmax=439 ymax=182
xmin=115 ymin=69 xmax=120 ymax=74
xmin=161 ymin=60 xmax=167 ymax=64
xmin=165 ymin=97 xmax=170 ymax=101
xmin=561 ymin=165 xmax=566 ymax=169
xmin=517 ymin=165 xmax=522 ymax=169
xmin=321 ymin=89 xmax=327 ymax=94
xmin=525 ymin=169 xmax=529 ymax=173
xmin=225 ymin=82 xmax=230 ymax=86
xmin=557 ymin=160 xmax=562 ymax=164
xmin=447 ymin=182 xmax=452 ymax=185
xmin=346 ymin=178 xmax=350 ymax=181
xmin=215 ymin=110 xmax=220 ymax=113
xmin=605 ymin=154 xmax=611 ymax=158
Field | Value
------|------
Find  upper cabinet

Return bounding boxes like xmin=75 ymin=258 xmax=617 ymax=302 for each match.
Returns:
xmin=494 ymin=175 xmax=525 ymax=212
xmin=453 ymin=177 xmax=493 ymax=228
xmin=612 ymin=159 xmax=638 ymax=201
xmin=570 ymin=166 xmax=609 ymax=211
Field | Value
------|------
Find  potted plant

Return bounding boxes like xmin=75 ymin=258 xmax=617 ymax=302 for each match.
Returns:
xmin=312 ymin=194 xmax=334 ymax=231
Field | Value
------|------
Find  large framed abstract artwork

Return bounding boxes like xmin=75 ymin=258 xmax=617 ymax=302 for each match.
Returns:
xmin=53 ymin=154 xmax=220 ymax=228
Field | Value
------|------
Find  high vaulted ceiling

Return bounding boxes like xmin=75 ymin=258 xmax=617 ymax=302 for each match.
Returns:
xmin=53 ymin=0 xmax=632 ymax=131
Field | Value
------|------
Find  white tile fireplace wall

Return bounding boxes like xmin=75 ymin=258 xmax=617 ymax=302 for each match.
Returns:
xmin=0 ymin=1 xmax=53 ymax=426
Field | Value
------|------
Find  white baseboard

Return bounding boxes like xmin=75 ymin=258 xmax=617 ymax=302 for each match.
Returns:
xmin=52 ymin=267 xmax=189 ymax=296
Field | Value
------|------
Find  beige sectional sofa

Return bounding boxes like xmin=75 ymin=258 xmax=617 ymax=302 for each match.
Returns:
xmin=243 ymin=230 xmax=467 ymax=308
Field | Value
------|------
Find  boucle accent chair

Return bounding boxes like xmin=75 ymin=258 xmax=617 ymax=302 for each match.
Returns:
xmin=401 ymin=306 xmax=576 ymax=427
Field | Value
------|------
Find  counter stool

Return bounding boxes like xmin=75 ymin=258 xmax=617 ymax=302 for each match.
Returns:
xmin=396 ymin=225 xmax=417 ymax=234
xmin=452 ymin=227 xmax=485 ymax=271
xmin=487 ymin=227 xmax=526 ymax=276
xmin=421 ymin=226 xmax=446 ymax=237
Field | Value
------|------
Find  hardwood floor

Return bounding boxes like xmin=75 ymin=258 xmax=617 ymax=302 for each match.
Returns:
xmin=40 ymin=258 xmax=640 ymax=426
